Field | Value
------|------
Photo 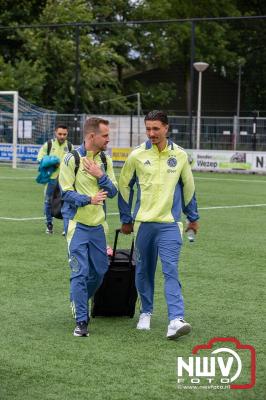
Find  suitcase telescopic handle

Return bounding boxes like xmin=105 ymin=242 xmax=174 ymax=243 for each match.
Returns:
xmin=111 ymin=228 xmax=134 ymax=263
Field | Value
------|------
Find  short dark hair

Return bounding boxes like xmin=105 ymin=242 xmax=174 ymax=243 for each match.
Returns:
xmin=55 ymin=124 xmax=68 ymax=130
xmin=144 ymin=110 xmax=168 ymax=125
xmin=83 ymin=117 xmax=109 ymax=136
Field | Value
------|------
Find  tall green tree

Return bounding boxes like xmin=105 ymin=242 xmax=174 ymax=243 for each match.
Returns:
xmin=18 ymin=0 xmax=123 ymax=112
xmin=124 ymin=0 xmax=242 ymax=112
xmin=228 ymin=1 xmax=266 ymax=113
xmin=0 ymin=0 xmax=46 ymax=60
xmin=0 ymin=0 xmax=138 ymax=112
xmin=86 ymin=0 xmax=142 ymax=113
xmin=1 ymin=0 xmax=266 ymax=115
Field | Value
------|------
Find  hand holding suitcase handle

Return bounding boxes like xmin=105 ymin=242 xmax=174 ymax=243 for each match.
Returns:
xmin=121 ymin=223 xmax=134 ymax=235
xmin=111 ymin=228 xmax=134 ymax=264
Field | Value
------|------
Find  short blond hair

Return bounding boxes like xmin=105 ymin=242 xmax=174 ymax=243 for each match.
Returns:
xmin=83 ymin=117 xmax=109 ymax=137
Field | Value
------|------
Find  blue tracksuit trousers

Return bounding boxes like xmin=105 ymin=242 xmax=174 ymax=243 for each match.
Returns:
xmin=68 ymin=223 xmax=108 ymax=323
xmin=44 ymin=179 xmax=57 ymax=224
xmin=135 ymin=222 xmax=184 ymax=321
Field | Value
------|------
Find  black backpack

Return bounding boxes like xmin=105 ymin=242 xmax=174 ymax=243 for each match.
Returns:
xmin=47 ymin=139 xmax=72 ymax=155
xmin=51 ymin=150 xmax=107 ymax=219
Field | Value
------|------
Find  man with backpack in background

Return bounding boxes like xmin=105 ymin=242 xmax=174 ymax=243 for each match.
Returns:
xmin=37 ymin=124 xmax=74 ymax=234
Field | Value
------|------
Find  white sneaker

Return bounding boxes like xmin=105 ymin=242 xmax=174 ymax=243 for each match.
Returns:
xmin=166 ymin=318 xmax=191 ymax=340
xmin=136 ymin=313 xmax=152 ymax=330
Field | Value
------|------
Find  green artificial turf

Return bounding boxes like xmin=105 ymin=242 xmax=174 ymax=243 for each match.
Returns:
xmin=0 ymin=165 xmax=265 ymax=400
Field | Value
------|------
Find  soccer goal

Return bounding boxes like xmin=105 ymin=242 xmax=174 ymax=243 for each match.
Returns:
xmin=0 ymin=91 xmax=56 ymax=168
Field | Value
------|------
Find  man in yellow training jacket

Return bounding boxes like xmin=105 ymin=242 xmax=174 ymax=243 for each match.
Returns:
xmin=118 ymin=110 xmax=199 ymax=340
xmin=37 ymin=124 xmax=73 ymax=234
xmin=59 ymin=117 xmax=117 ymax=337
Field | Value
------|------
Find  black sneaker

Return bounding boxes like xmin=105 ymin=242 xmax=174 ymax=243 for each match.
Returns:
xmin=73 ymin=321 xmax=89 ymax=337
xmin=46 ymin=223 xmax=53 ymax=234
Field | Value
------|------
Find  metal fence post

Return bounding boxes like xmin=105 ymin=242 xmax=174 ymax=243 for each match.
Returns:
xmin=233 ymin=115 xmax=238 ymax=150
xmin=252 ymin=111 xmax=258 ymax=151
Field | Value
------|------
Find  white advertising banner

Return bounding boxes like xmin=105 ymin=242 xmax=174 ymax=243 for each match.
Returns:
xmin=0 ymin=144 xmax=266 ymax=173
xmin=186 ymin=150 xmax=266 ymax=174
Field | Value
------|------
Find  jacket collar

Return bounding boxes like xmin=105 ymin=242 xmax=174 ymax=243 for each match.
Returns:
xmin=77 ymin=142 xmax=86 ymax=156
xmin=145 ymin=139 xmax=174 ymax=151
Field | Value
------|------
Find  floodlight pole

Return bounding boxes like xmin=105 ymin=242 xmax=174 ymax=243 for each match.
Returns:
xmin=252 ymin=110 xmax=258 ymax=151
xmin=74 ymin=25 xmax=80 ymax=143
xmin=234 ymin=60 xmax=245 ymax=150
xmin=189 ymin=21 xmax=195 ymax=149
xmin=193 ymin=62 xmax=209 ymax=150
xmin=137 ymin=92 xmax=141 ymax=145
xmin=236 ymin=63 xmax=242 ymax=119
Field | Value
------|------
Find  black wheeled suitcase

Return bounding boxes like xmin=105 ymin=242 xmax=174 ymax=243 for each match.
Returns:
xmin=91 ymin=229 xmax=138 ymax=318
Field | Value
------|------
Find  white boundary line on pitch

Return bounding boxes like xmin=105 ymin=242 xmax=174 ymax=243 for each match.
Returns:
xmin=0 ymin=177 xmax=35 ymax=180
xmin=1 ymin=203 xmax=266 ymax=221
xmin=0 ymin=217 xmax=45 ymax=221
xmin=0 ymin=175 xmax=266 ymax=183
xmin=195 ymin=176 xmax=266 ymax=183
xmin=199 ymin=204 xmax=266 ymax=210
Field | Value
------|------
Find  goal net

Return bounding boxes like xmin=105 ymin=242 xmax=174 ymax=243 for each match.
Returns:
xmin=0 ymin=91 xmax=57 ymax=167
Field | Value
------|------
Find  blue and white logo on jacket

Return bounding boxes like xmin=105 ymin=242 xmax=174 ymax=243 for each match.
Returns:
xmin=167 ymin=157 xmax=177 ymax=168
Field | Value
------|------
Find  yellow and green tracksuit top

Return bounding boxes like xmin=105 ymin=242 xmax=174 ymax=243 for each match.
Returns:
xmin=37 ymin=139 xmax=73 ymax=179
xmin=59 ymin=149 xmax=117 ymax=227
xmin=118 ymin=139 xmax=199 ymax=224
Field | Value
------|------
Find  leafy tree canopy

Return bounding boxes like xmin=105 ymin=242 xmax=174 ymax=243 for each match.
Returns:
xmin=0 ymin=0 xmax=265 ymax=113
